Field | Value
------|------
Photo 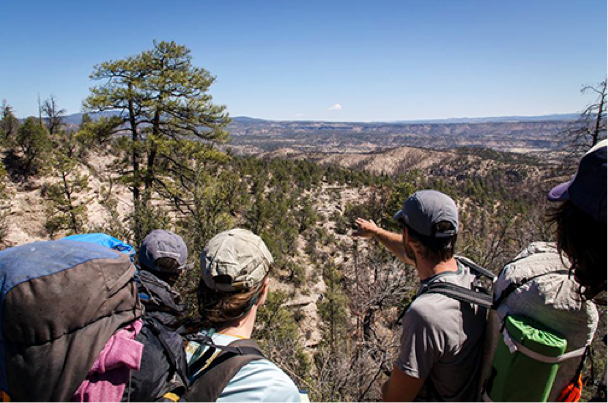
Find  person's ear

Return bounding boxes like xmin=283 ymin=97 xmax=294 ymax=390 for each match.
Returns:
xmin=257 ymin=276 xmax=271 ymax=306
xmin=402 ymin=226 xmax=410 ymax=244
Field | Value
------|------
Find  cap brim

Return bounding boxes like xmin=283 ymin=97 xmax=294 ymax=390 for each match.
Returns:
xmin=547 ymin=180 xmax=572 ymax=202
xmin=393 ymin=210 xmax=404 ymax=222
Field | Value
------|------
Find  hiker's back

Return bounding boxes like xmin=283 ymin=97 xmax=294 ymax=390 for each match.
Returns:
xmin=398 ymin=261 xmax=486 ymax=401
xmin=492 ymin=242 xmax=599 ymax=401
xmin=184 ymin=332 xmax=300 ymax=402
xmin=137 ymin=270 xmax=187 ymax=331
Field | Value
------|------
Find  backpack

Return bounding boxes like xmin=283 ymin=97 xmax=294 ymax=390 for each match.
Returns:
xmin=483 ymin=269 xmax=590 ymax=402
xmin=180 ymin=336 xmax=266 ymax=402
xmin=0 ymin=240 xmax=142 ymax=401
xmin=62 ymin=233 xmax=137 ymax=259
xmin=125 ymin=331 xmax=266 ymax=402
xmin=123 ymin=317 xmax=190 ymax=402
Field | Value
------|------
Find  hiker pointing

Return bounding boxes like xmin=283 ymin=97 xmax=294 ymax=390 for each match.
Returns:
xmin=355 ymin=190 xmax=487 ymax=402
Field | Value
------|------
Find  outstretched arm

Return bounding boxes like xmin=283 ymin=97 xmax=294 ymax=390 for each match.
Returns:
xmin=353 ymin=218 xmax=414 ymax=265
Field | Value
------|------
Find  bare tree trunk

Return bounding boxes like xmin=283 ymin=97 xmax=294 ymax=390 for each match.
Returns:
xmin=128 ymin=84 xmax=142 ymax=244
xmin=592 ymin=82 xmax=606 ymax=146
xmin=61 ymin=170 xmax=78 ymax=232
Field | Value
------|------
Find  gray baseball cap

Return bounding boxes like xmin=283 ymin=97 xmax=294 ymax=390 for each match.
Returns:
xmin=393 ymin=190 xmax=459 ymax=238
xmin=139 ymin=229 xmax=188 ymax=273
xmin=547 ymin=139 xmax=607 ymax=223
xmin=200 ymin=228 xmax=274 ymax=293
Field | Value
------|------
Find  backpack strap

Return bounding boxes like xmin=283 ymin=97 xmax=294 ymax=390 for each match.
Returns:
xmin=146 ymin=318 xmax=189 ymax=386
xmin=423 ymin=282 xmax=494 ymax=309
xmin=183 ymin=338 xmax=265 ymax=402
xmin=395 ymin=257 xmax=493 ymax=326
xmin=455 ymin=256 xmax=496 ymax=281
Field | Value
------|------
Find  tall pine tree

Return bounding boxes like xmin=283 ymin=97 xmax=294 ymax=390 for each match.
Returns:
xmin=84 ymin=41 xmax=230 ymax=243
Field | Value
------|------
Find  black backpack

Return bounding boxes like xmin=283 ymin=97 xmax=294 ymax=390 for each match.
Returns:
xmin=123 ymin=319 xmax=266 ymax=402
xmin=123 ymin=317 xmax=190 ymax=402
xmin=180 ymin=336 xmax=266 ymax=402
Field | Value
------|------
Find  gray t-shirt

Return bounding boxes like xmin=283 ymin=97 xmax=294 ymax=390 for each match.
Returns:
xmin=397 ymin=262 xmax=486 ymax=401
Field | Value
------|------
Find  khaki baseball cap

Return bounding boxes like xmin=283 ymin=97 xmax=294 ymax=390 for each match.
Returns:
xmin=200 ymin=228 xmax=274 ymax=293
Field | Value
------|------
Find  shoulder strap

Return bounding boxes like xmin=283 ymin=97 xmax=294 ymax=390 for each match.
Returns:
xmin=148 ymin=319 xmax=190 ymax=388
xmin=183 ymin=338 xmax=265 ymax=402
xmin=396 ymin=280 xmax=493 ymax=325
xmin=455 ymin=256 xmax=496 ymax=281
xmin=424 ymin=282 xmax=494 ymax=309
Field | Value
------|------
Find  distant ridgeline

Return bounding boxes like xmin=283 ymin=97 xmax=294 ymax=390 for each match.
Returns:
xmin=55 ymin=112 xmax=576 ymax=154
xmin=226 ymin=115 xmax=576 ymax=154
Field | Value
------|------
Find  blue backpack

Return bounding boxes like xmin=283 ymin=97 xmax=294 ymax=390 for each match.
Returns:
xmin=0 ymin=240 xmax=142 ymax=401
xmin=62 ymin=233 xmax=136 ymax=259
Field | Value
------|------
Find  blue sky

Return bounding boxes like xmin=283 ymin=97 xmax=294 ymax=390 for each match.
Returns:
xmin=1 ymin=1 xmax=606 ymax=122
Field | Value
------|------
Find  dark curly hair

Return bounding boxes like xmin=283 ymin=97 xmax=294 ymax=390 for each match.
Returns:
xmin=548 ymin=200 xmax=607 ymax=299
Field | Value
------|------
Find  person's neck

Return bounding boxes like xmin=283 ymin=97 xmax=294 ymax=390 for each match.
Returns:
xmin=415 ymin=257 xmax=458 ymax=282
xmin=217 ymin=305 xmax=258 ymax=339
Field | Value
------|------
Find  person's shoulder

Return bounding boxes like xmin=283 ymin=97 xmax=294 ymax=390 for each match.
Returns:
xmin=239 ymin=358 xmax=297 ymax=387
xmin=405 ymin=294 xmax=453 ymax=326
xmin=230 ymin=359 xmax=300 ymax=401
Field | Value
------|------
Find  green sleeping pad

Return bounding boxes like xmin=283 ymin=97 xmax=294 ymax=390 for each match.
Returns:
xmin=487 ymin=314 xmax=567 ymax=402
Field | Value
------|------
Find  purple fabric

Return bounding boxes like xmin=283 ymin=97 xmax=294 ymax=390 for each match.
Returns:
xmin=547 ymin=179 xmax=572 ymax=202
xmin=72 ymin=320 xmax=144 ymax=402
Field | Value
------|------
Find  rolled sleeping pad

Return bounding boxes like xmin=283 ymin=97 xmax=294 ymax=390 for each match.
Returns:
xmin=486 ymin=314 xmax=567 ymax=402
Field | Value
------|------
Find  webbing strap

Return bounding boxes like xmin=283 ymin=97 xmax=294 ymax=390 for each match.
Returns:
xmin=424 ymin=282 xmax=494 ymax=309
xmin=455 ymin=256 xmax=496 ymax=281
xmin=501 ymin=328 xmax=588 ymax=364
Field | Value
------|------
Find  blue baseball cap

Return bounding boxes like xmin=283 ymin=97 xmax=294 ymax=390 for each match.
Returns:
xmin=139 ymin=230 xmax=188 ymax=273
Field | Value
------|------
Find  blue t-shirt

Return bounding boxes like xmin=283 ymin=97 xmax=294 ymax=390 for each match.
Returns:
xmin=186 ymin=331 xmax=301 ymax=402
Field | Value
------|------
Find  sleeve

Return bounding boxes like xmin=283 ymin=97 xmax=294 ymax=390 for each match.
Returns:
xmin=396 ymin=301 xmax=443 ymax=380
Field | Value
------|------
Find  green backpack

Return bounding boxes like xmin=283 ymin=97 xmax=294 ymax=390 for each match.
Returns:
xmin=482 ymin=271 xmax=589 ymax=402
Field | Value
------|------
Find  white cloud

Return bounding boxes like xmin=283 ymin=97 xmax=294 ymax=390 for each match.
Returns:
xmin=328 ymin=103 xmax=343 ymax=111
xmin=294 ymin=113 xmax=305 ymax=117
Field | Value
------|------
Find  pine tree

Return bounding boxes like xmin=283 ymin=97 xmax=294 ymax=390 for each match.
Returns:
xmin=15 ymin=117 xmax=51 ymax=176
xmin=43 ymin=128 xmax=90 ymax=237
xmin=0 ymin=100 xmax=20 ymax=146
xmin=84 ymin=40 xmax=230 ymax=243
